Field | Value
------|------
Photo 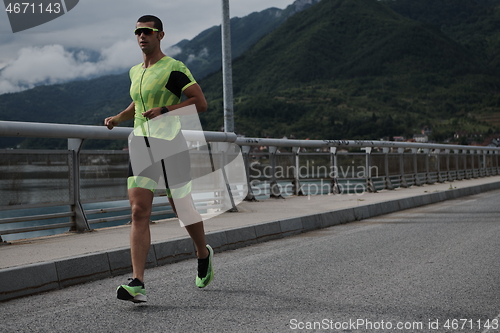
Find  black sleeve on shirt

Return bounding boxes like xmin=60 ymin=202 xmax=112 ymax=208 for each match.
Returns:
xmin=165 ymin=71 xmax=193 ymax=98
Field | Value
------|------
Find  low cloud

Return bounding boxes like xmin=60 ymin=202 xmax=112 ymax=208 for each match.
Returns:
xmin=185 ymin=47 xmax=210 ymax=64
xmin=0 ymin=40 xmax=139 ymax=94
xmin=165 ymin=45 xmax=182 ymax=57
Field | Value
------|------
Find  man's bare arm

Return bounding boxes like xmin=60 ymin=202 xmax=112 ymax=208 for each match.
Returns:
xmin=142 ymin=84 xmax=207 ymax=119
xmin=104 ymin=102 xmax=135 ymax=130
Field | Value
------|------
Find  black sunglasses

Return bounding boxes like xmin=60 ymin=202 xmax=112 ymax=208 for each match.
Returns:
xmin=134 ymin=27 xmax=159 ymax=36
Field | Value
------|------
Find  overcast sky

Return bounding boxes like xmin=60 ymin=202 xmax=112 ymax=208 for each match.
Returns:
xmin=0 ymin=0 xmax=296 ymax=94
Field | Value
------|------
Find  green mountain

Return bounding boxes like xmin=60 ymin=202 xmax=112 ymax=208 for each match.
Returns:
xmin=384 ymin=0 xmax=500 ymax=73
xmin=0 ymin=73 xmax=132 ymax=149
xmin=0 ymin=73 xmax=130 ymax=125
xmin=198 ymin=0 xmax=500 ymax=141
xmin=168 ymin=0 xmax=321 ymax=79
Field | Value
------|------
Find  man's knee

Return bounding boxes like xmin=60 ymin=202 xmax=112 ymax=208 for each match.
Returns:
xmin=128 ymin=188 xmax=153 ymax=223
xmin=131 ymin=202 xmax=152 ymax=222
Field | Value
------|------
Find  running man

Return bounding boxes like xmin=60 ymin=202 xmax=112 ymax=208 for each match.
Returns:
xmin=104 ymin=15 xmax=213 ymax=303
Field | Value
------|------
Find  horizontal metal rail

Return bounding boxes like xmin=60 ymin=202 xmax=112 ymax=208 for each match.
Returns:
xmin=236 ymin=137 xmax=500 ymax=152
xmin=83 ymin=195 xmax=228 ymax=226
xmin=3 ymin=120 xmax=499 ymax=152
xmin=0 ymin=212 xmax=74 ymax=225
xmin=0 ymin=121 xmax=238 ymax=143
xmin=1 ymin=222 xmax=74 ymax=236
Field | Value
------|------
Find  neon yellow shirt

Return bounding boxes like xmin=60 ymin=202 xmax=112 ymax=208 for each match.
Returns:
xmin=129 ymin=56 xmax=196 ymax=140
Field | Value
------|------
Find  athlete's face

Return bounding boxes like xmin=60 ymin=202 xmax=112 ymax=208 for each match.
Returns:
xmin=135 ymin=21 xmax=164 ymax=54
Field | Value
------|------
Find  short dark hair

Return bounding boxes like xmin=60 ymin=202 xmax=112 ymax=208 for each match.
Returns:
xmin=137 ymin=15 xmax=163 ymax=31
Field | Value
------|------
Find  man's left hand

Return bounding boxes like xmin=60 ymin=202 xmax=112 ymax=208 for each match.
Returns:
xmin=142 ymin=107 xmax=162 ymax=119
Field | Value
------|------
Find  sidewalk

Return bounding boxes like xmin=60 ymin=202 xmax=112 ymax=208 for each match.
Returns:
xmin=2 ymin=176 xmax=500 ymax=301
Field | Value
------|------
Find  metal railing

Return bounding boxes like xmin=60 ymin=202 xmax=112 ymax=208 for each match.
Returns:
xmin=1 ymin=120 xmax=499 ymax=241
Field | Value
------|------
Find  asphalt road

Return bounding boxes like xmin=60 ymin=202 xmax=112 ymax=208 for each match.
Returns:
xmin=1 ymin=190 xmax=500 ymax=333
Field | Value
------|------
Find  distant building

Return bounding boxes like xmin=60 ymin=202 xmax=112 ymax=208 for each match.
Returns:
xmin=454 ymin=131 xmax=467 ymax=139
xmin=422 ymin=126 xmax=432 ymax=136
xmin=485 ymin=136 xmax=500 ymax=147
xmin=413 ymin=134 xmax=428 ymax=143
xmin=488 ymin=139 xmax=500 ymax=147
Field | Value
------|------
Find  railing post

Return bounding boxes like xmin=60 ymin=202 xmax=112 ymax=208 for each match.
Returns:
xmin=362 ymin=147 xmax=375 ymax=192
xmin=496 ymin=151 xmax=500 ymax=175
xmin=412 ymin=148 xmax=422 ymax=186
xmin=453 ymin=150 xmax=461 ymax=180
xmin=465 ymin=150 xmax=474 ymax=179
xmin=483 ymin=150 xmax=487 ymax=177
xmin=218 ymin=142 xmax=238 ymax=212
xmin=445 ymin=149 xmax=453 ymax=182
xmin=471 ymin=150 xmax=477 ymax=178
xmin=241 ymin=145 xmax=257 ymax=201
xmin=494 ymin=151 xmax=497 ymax=175
xmin=493 ymin=151 xmax=496 ymax=176
xmin=463 ymin=149 xmax=469 ymax=179
xmin=330 ymin=147 xmax=340 ymax=194
xmin=477 ymin=149 xmax=482 ymax=177
xmin=292 ymin=147 xmax=304 ymax=196
xmin=436 ymin=149 xmax=446 ymax=183
xmin=495 ymin=151 xmax=499 ymax=175
xmin=269 ymin=146 xmax=283 ymax=198
xmin=383 ymin=147 xmax=393 ymax=190
xmin=490 ymin=151 xmax=493 ymax=176
xmin=476 ymin=150 xmax=481 ymax=177
xmin=423 ymin=148 xmax=433 ymax=184
xmin=398 ymin=148 xmax=409 ymax=188
xmin=68 ymin=138 xmax=90 ymax=232
xmin=489 ymin=150 xmax=495 ymax=176
xmin=478 ymin=150 xmax=482 ymax=177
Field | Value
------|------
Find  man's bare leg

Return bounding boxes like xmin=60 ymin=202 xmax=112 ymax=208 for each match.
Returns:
xmin=168 ymin=196 xmax=209 ymax=259
xmin=129 ymin=187 xmax=154 ymax=282
xmin=185 ymin=222 xmax=209 ymax=259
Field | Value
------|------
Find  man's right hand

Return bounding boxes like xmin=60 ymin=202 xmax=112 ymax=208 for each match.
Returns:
xmin=104 ymin=116 xmax=118 ymax=130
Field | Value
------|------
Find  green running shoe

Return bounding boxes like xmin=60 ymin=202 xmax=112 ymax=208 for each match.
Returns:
xmin=117 ymin=278 xmax=147 ymax=303
xmin=196 ymin=244 xmax=214 ymax=288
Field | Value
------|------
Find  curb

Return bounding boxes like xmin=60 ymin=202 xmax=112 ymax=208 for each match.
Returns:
xmin=2 ymin=181 xmax=500 ymax=302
